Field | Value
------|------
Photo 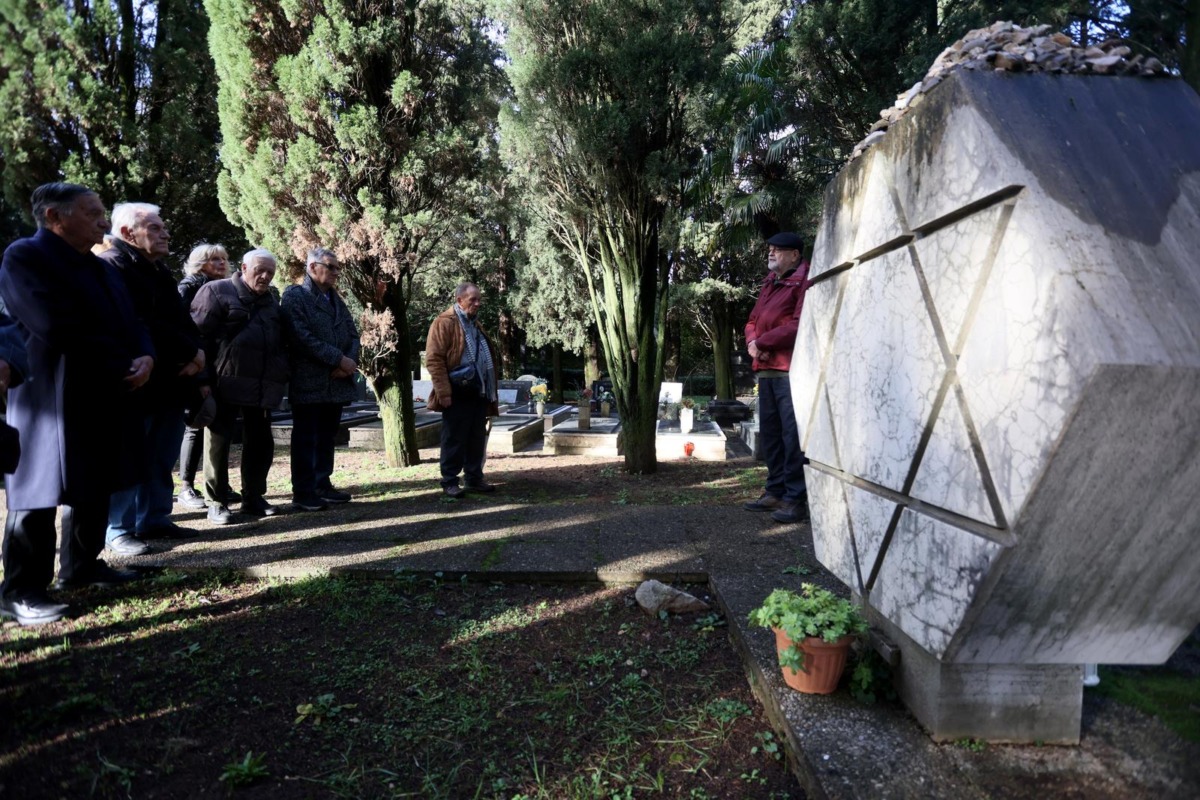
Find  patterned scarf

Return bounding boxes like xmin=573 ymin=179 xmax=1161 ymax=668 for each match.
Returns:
xmin=455 ymin=306 xmax=496 ymax=402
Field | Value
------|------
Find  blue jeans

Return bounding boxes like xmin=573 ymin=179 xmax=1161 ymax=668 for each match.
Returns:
xmin=758 ymin=375 xmax=806 ymax=503
xmin=107 ymin=407 xmax=186 ymax=539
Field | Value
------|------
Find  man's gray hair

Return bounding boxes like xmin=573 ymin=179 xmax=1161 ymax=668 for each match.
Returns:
xmin=110 ymin=202 xmax=160 ymax=238
xmin=453 ymin=281 xmax=478 ymax=299
xmin=184 ymin=243 xmax=229 ymax=275
xmin=242 ymin=248 xmax=276 ymax=265
xmin=30 ymin=182 xmax=95 ymax=229
xmin=306 ymin=247 xmax=336 ymax=267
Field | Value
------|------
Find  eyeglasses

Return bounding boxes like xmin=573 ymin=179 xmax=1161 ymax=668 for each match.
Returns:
xmin=314 ymin=261 xmax=340 ymax=271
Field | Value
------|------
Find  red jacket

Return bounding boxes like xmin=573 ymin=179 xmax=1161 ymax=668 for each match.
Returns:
xmin=744 ymin=262 xmax=809 ymax=372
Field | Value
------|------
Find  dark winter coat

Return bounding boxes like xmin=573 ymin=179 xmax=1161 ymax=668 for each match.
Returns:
xmin=744 ymin=262 xmax=810 ymax=373
xmin=99 ymin=238 xmax=204 ymax=409
xmin=178 ymin=271 xmax=211 ymax=306
xmin=280 ymin=274 xmax=360 ymax=406
xmin=190 ymin=272 xmax=289 ymax=409
xmin=0 ymin=229 xmax=153 ymax=509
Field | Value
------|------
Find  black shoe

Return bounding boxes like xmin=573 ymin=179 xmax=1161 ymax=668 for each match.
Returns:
xmin=242 ymin=499 xmax=279 ymax=517
xmin=139 ymin=521 xmax=198 ymax=540
xmin=207 ymin=504 xmax=234 ymax=525
xmin=54 ymin=562 xmax=143 ymax=590
xmin=744 ymin=493 xmax=783 ymax=512
xmin=771 ymin=501 xmax=810 ymax=524
xmin=177 ymin=485 xmax=207 ymax=509
xmin=442 ymin=485 xmax=465 ymax=499
xmin=317 ymin=488 xmax=352 ymax=504
xmin=464 ymin=482 xmax=496 ymax=494
xmin=0 ymin=592 xmax=70 ymax=626
xmin=293 ymin=495 xmax=329 ymax=512
xmin=107 ymin=533 xmax=152 ymax=556
xmin=224 ymin=489 xmax=242 ymax=504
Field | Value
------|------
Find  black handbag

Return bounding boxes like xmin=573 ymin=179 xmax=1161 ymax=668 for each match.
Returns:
xmin=448 ymin=363 xmax=479 ymax=389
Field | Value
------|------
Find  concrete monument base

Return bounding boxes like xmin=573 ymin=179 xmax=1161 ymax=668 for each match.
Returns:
xmin=866 ymin=605 xmax=1083 ymax=744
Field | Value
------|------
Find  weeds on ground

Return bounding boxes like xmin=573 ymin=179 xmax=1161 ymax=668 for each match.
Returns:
xmin=0 ymin=571 xmax=799 ymax=798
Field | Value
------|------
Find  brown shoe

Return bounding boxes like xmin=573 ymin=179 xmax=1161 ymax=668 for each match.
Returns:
xmin=771 ymin=501 xmax=810 ymax=524
xmin=743 ymin=493 xmax=782 ymax=512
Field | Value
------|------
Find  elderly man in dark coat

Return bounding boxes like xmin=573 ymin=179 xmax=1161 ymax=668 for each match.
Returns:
xmin=0 ymin=183 xmax=154 ymax=626
xmin=100 ymin=202 xmax=206 ymax=555
xmin=280 ymin=248 xmax=360 ymax=511
xmin=191 ymin=249 xmax=289 ymax=523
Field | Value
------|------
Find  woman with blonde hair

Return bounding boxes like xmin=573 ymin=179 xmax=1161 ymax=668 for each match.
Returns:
xmin=176 ymin=244 xmax=236 ymax=509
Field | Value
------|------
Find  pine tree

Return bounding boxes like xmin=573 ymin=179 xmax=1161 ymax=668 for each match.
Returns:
xmin=0 ymin=0 xmax=238 ymax=255
xmin=205 ymin=0 xmax=503 ymax=466
xmin=497 ymin=0 xmax=729 ymax=474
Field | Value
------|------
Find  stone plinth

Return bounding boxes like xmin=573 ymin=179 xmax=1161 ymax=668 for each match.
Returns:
xmin=792 ymin=72 xmax=1200 ymax=741
xmin=655 ymin=420 xmax=727 ymax=461
xmin=348 ymin=414 xmax=442 ymax=449
xmin=270 ymin=405 xmax=380 ymax=446
xmin=545 ymin=416 xmax=622 ymax=457
xmin=487 ymin=414 xmax=548 ymax=454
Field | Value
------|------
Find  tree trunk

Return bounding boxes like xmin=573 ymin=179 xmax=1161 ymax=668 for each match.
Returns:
xmin=551 ymin=343 xmax=563 ymax=402
xmin=711 ymin=297 xmax=734 ymax=400
xmin=585 ymin=327 xmax=602 ymax=386
xmin=372 ymin=285 xmax=420 ymax=467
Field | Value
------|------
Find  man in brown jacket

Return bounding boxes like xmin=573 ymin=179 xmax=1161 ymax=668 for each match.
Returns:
xmin=425 ymin=282 xmax=499 ymax=498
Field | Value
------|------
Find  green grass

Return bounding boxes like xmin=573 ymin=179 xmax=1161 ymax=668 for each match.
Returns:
xmin=1097 ymin=667 xmax=1200 ymax=741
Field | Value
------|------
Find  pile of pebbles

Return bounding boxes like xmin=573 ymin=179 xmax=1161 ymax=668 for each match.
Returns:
xmin=850 ymin=20 xmax=1173 ymax=160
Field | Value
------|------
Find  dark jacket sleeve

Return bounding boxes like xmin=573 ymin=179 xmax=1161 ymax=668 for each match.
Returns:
xmin=0 ymin=239 xmax=151 ymax=383
xmin=0 ymin=310 xmax=28 ymax=387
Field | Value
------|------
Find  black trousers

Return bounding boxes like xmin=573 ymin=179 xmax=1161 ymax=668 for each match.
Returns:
xmin=205 ymin=404 xmax=274 ymax=505
xmin=290 ymin=403 xmax=342 ymax=500
xmin=1 ymin=503 xmax=107 ymax=599
xmin=178 ymin=424 xmax=203 ymax=486
xmin=439 ymin=387 xmax=489 ymax=489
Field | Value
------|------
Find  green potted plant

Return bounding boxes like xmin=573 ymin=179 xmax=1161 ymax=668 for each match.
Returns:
xmin=749 ymin=583 xmax=868 ymax=694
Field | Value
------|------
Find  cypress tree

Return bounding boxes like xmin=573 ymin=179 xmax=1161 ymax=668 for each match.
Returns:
xmin=205 ymin=0 xmax=503 ymax=466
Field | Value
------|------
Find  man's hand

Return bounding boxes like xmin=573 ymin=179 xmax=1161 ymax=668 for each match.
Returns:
xmin=331 ymin=356 xmax=357 ymax=379
xmin=199 ymin=385 xmax=211 ymax=399
xmin=0 ymin=359 xmax=10 ymax=392
xmin=178 ymin=348 xmax=206 ymax=377
xmin=747 ymin=340 xmax=760 ymax=360
xmin=125 ymin=355 xmax=155 ymax=389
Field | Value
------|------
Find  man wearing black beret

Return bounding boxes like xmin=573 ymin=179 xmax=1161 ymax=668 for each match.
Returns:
xmin=743 ymin=231 xmax=809 ymax=523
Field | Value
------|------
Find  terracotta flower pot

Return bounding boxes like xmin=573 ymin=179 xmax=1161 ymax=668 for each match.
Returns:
xmin=773 ymin=627 xmax=854 ymax=694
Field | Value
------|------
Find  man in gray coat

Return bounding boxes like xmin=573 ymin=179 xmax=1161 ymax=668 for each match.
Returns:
xmin=280 ymin=248 xmax=360 ymax=511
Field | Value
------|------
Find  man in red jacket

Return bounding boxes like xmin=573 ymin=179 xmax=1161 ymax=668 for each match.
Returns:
xmin=743 ymin=232 xmax=809 ymax=524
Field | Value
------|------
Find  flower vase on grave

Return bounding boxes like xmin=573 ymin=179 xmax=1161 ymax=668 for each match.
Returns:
xmin=680 ymin=407 xmax=694 ymax=434
xmin=601 ymin=401 xmax=611 ymax=417
xmin=536 ymin=400 xmax=545 ymax=417
xmin=578 ymin=403 xmax=591 ymax=431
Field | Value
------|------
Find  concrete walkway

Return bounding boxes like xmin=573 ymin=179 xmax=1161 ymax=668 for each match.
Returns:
xmin=106 ymin=447 xmax=1198 ymax=800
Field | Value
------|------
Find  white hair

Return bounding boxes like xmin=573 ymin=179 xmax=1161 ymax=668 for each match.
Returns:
xmin=110 ymin=202 xmax=160 ymax=239
xmin=242 ymin=248 xmax=277 ymax=266
xmin=306 ymin=247 xmax=336 ymax=267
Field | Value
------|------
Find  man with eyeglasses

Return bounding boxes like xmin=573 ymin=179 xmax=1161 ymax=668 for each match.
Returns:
xmin=280 ymin=248 xmax=360 ymax=510
xmin=742 ymin=232 xmax=810 ymax=524
xmin=100 ymin=202 xmax=206 ymax=555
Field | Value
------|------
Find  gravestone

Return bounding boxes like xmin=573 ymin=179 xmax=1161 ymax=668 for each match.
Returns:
xmin=498 ymin=380 xmax=533 ymax=406
xmin=791 ymin=70 xmax=1200 ymax=743
xmin=658 ymin=382 xmax=683 ymax=403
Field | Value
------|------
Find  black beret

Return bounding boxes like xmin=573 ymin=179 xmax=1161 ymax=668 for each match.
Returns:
xmin=766 ymin=232 xmax=804 ymax=250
